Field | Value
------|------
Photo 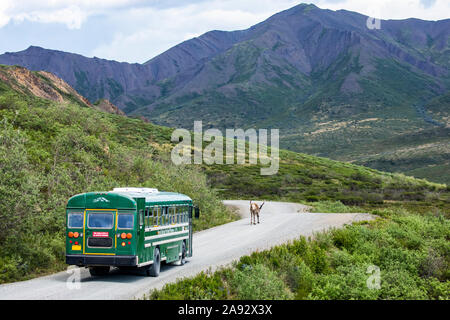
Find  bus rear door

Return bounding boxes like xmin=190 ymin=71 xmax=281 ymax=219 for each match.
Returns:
xmin=83 ymin=209 xmax=118 ymax=256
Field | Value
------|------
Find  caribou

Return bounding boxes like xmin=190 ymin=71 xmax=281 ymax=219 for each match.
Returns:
xmin=249 ymin=200 xmax=265 ymax=225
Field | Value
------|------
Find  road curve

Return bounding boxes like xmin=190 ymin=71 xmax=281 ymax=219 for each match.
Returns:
xmin=0 ymin=200 xmax=373 ymax=300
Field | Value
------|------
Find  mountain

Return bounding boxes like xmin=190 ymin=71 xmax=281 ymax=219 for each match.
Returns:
xmin=0 ymin=3 xmax=449 ymax=183
xmin=0 ymin=64 xmax=92 ymax=107
xmin=93 ymin=98 xmax=125 ymax=116
xmin=0 ymin=64 xmax=124 ymax=117
xmin=0 ymin=63 xmax=448 ymax=283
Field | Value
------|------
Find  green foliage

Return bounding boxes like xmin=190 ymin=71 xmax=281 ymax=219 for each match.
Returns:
xmin=204 ymin=147 xmax=448 ymax=207
xmin=147 ymin=208 xmax=450 ymax=300
xmin=231 ymin=264 xmax=293 ymax=300
xmin=148 ymin=269 xmax=230 ymax=300
xmin=0 ymin=85 xmax=238 ymax=283
xmin=310 ymin=200 xmax=355 ymax=213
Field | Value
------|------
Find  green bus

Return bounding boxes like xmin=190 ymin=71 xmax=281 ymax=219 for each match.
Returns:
xmin=65 ymin=187 xmax=199 ymax=277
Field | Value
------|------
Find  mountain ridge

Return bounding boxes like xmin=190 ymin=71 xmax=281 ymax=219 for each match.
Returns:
xmin=0 ymin=3 xmax=448 ymax=183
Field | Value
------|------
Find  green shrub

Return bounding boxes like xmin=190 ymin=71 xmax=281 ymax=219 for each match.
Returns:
xmin=310 ymin=200 xmax=354 ymax=213
xmin=0 ymin=92 xmax=239 ymax=284
xmin=231 ymin=264 xmax=293 ymax=300
xmin=149 ymin=269 xmax=229 ymax=300
xmin=309 ymin=264 xmax=380 ymax=300
xmin=331 ymin=227 xmax=359 ymax=252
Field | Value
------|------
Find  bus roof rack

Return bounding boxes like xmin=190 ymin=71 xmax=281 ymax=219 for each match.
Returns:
xmin=112 ymin=187 xmax=159 ymax=193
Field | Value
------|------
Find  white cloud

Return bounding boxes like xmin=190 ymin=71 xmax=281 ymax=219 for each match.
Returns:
xmin=1 ymin=0 xmax=449 ymax=62
xmin=0 ymin=0 xmax=147 ymax=29
xmin=0 ymin=0 xmax=12 ymax=28
xmin=317 ymin=0 xmax=449 ymax=20
xmin=91 ymin=0 xmax=300 ymax=62
xmin=13 ymin=5 xmax=87 ymax=29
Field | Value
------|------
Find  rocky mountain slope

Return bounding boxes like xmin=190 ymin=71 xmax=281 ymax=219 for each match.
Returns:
xmin=0 ymin=3 xmax=448 ymax=182
xmin=0 ymin=64 xmax=122 ymax=116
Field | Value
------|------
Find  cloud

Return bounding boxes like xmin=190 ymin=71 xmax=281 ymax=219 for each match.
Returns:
xmin=316 ymin=0 xmax=449 ymax=20
xmin=91 ymin=0 xmax=300 ymax=62
xmin=0 ymin=1 xmax=12 ymax=28
xmin=12 ymin=5 xmax=87 ymax=29
xmin=420 ymin=0 xmax=437 ymax=9
xmin=0 ymin=0 xmax=147 ymax=29
xmin=1 ymin=0 xmax=449 ymax=63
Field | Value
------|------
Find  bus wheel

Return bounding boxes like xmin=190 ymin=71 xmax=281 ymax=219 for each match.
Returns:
xmin=174 ymin=241 xmax=186 ymax=266
xmin=146 ymin=248 xmax=160 ymax=277
xmin=89 ymin=266 xmax=110 ymax=276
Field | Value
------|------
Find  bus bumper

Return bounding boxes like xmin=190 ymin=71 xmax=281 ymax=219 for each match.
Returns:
xmin=66 ymin=254 xmax=137 ymax=267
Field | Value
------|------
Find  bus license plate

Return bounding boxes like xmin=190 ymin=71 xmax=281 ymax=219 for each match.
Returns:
xmin=72 ymin=245 xmax=81 ymax=251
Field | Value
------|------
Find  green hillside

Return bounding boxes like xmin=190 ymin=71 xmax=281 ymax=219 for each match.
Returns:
xmin=141 ymin=54 xmax=450 ymax=184
xmin=0 ymin=68 xmax=238 ymax=283
xmin=0 ymin=65 xmax=448 ymax=286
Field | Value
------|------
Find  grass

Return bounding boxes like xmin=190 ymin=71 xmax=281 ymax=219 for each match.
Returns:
xmin=203 ymin=147 xmax=449 ymax=212
xmin=0 ymin=78 xmax=238 ymax=283
xmin=147 ymin=203 xmax=450 ymax=300
xmin=0 ymin=64 xmax=448 ymax=298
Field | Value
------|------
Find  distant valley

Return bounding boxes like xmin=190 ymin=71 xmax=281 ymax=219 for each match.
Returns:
xmin=1 ymin=3 xmax=448 ymax=183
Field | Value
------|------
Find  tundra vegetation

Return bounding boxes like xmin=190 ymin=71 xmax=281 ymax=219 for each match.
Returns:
xmin=0 ymin=65 xmax=448 ymax=300
xmin=0 ymin=77 xmax=238 ymax=283
xmin=148 ymin=205 xmax=449 ymax=300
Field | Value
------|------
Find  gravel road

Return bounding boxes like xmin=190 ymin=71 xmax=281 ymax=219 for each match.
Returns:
xmin=0 ymin=200 xmax=373 ymax=300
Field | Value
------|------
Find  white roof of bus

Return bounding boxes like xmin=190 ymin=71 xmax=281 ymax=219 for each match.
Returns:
xmin=110 ymin=187 xmax=192 ymax=203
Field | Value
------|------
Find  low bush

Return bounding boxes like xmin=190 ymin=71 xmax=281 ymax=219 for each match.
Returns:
xmin=147 ymin=206 xmax=449 ymax=300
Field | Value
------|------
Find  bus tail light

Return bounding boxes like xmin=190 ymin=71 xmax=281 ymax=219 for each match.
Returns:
xmin=126 ymin=233 xmax=132 ymax=239
xmin=121 ymin=233 xmax=126 ymax=239
xmin=73 ymin=232 xmax=79 ymax=238
xmin=68 ymin=232 xmax=74 ymax=238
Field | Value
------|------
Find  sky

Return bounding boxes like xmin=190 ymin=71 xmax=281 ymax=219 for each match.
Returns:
xmin=0 ymin=0 xmax=448 ymax=64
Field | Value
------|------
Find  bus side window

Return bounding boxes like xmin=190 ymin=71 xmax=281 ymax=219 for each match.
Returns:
xmin=173 ymin=206 xmax=177 ymax=224
xmin=151 ymin=207 xmax=155 ymax=226
xmin=174 ymin=206 xmax=178 ymax=224
xmin=167 ymin=207 xmax=170 ymax=224
xmin=145 ymin=207 xmax=149 ymax=226
xmin=163 ymin=206 xmax=167 ymax=225
xmin=149 ymin=207 xmax=153 ymax=226
xmin=171 ymin=206 xmax=175 ymax=224
xmin=175 ymin=206 xmax=178 ymax=224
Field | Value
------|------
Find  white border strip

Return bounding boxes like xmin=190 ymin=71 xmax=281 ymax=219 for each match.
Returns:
xmin=145 ymin=231 xmax=188 ymax=241
xmin=145 ymin=223 xmax=188 ymax=232
xmin=144 ymin=236 xmax=188 ymax=248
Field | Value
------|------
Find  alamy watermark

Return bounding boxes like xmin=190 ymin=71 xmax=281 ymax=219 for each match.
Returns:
xmin=366 ymin=5 xmax=382 ymax=30
xmin=66 ymin=266 xmax=81 ymax=290
xmin=366 ymin=265 xmax=381 ymax=290
xmin=171 ymin=121 xmax=279 ymax=175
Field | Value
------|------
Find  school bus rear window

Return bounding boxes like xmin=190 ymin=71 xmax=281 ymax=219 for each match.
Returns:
xmin=88 ymin=212 xmax=113 ymax=229
xmin=68 ymin=213 xmax=83 ymax=228
xmin=118 ymin=214 xmax=134 ymax=229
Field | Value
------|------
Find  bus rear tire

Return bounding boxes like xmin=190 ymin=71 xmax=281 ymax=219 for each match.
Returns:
xmin=146 ymin=248 xmax=160 ymax=277
xmin=89 ymin=266 xmax=110 ymax=276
